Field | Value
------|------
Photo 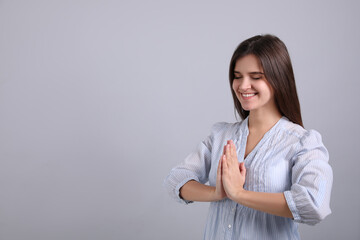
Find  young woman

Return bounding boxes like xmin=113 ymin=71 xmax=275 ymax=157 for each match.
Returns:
xmin=164 ymin=34 xmax=333 ymax=239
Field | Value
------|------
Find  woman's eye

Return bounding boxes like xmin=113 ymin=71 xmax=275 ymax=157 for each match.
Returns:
xmin=234 ymin=76 xmax=242 ymax=79
xmin=252 ymin=76 xmax=262 ymax=80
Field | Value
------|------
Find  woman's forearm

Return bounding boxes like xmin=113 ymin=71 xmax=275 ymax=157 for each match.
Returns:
xmin=232 ymin=190 xmax=293 ymax=218
xmin=180 ymin=180 xmax=222 ymax=202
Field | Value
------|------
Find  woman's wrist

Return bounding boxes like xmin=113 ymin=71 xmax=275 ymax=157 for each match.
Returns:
xmin=212 ymin=187 xmax=226 ymax=201
xmin=228 ymin=188 xmax=247 ymax=203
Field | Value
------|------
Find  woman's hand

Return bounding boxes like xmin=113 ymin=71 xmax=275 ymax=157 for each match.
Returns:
xmin=222 ymin=140 xmax=246 ymax=200
xmin=213 ymin=145 xmax=227 ymax=201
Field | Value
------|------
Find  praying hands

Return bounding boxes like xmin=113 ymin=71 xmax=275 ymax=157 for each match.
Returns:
xmin=214 ymin=140 xmax=246 ymax=201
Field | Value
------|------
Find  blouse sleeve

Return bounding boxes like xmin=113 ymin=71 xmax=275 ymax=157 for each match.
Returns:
xmin=284 ymin=129 xmax=333 ymax=225
xmin=163 ymin=122 xmax=224 ymax=204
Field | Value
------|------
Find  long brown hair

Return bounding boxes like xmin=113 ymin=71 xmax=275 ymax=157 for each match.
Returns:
xmin=229 ymin=34 xmax=303 ymax=127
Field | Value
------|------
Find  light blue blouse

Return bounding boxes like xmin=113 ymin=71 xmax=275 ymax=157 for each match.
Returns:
xmin=164 ymin=116 xmax=333 ymax=240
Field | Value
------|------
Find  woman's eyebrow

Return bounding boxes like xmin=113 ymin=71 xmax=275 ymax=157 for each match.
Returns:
xmin=249 ymin=72 xmax=264 ymax=75
xmin=234 ymin=71 xmax=264 ymax=74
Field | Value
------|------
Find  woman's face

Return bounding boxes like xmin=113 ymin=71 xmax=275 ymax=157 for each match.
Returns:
xmin=232 ymin=54 xmax=276 ymax=113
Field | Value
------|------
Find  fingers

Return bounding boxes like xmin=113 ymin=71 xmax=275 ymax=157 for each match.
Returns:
xmin=222 ymin=155 xmax=228 ymax=173
xmin=239 ymin=162 xmax=247 ymax=176
xmin=221 ymin=144 xmax=227 ymax=169
xmin=217 ymin=155 xmax=222 ymax=177
xmin=231 ymin=140 xmax=237 ymax=157
xmin=225 ymin=140 xmax=237 ymax=165
xmin=222 ymin=140 xmax=239 ymax=171
xmin=225 ymin=142 xmax=231 ymax=164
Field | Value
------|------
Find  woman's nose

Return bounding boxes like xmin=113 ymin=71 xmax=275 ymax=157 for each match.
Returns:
xmin=238 ymin=77 xmax=251 ymax=91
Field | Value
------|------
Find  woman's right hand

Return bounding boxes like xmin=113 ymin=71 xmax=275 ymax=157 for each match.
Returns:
xmin=214 ymin=145 xmax=227 ymax=201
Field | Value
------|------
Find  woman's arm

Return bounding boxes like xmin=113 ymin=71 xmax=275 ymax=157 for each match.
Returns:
xmin=222 ymin=140 xmax=293 ymax=218
xmin=181 ymin=180 xmax=293 ymax=219
xmin=284 ymin=130 xmax=332 ymax=225
xmin=180 ymin=180 xmax=219 ymax=202
xmin=180 ymin=147 xmax=228 ymax=202
xmin=231 ymin=190 xmax=293 ymax=218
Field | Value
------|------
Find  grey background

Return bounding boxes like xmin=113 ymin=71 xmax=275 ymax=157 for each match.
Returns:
xmin=0 ymin=0 xmax=359 ymax=239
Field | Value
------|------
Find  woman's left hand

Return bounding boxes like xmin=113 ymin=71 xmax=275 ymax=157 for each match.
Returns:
xmin=222 ymin=140 xmax=246 ymax=200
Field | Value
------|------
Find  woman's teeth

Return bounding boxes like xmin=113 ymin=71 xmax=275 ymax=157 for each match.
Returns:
xmin=242 ymin=93 xmax=256 ymax=97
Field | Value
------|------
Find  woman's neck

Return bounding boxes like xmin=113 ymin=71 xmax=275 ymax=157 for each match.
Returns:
xmin=248 ymin=108 xmax=282 ymax=134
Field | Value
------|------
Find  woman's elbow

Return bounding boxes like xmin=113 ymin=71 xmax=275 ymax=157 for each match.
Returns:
xmin=300 ymin=205 xmax=332 ymax=226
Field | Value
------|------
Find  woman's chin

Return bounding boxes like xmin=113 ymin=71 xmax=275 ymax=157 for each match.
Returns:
xmin=241 ymin=105 xmax=253 ymax=111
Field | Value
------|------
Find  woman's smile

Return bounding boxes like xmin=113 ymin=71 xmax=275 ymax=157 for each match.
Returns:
xmin=240 ymin=92 xmax=258 ymax=100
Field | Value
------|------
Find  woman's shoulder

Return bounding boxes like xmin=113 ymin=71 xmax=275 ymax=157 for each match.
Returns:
xmin=280 ymin=117 xmax=324 ymax=146
xmin=210 ymin=121 xmax=240 ymax=131
xmin=210 ymin=120 xmax=244 ymax=135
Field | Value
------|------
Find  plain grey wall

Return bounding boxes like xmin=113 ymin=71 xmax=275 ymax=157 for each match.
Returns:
xmin=0 ymin=0 xmax=359 ymax=239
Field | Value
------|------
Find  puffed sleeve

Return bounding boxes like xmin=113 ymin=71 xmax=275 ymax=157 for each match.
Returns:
xmin=163 ymin=122 xmax=225 ymax=204
xmin=284 ymin=130 xmax=333 ymax=225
